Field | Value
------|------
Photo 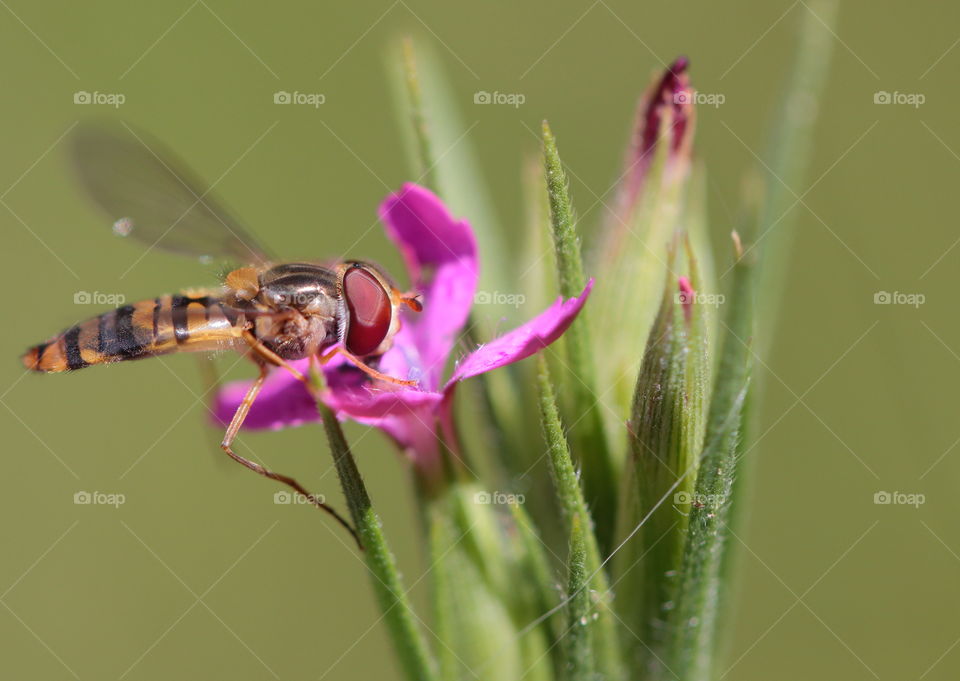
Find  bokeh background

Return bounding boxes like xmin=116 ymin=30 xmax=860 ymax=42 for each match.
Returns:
xmin=1 ymin=1 xmax=956 ymax=679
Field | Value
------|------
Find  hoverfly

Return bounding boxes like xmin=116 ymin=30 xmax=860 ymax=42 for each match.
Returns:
xmin=21 ymin=124 xmax=422 ymax=545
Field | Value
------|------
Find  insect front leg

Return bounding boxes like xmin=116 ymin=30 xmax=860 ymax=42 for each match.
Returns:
xmin=318 ymin=346 xmax=417 ymax=387
xmin=220 ymin=359 xmax=362 ymax=549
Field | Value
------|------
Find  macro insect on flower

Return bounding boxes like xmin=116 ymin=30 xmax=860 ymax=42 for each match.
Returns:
xmin=19 ymin=124 xmax=592 ymax=542
xmin=214 ymin=183 xmax=593 ymax=479
xmin=19 ymin=124 xmax=433 ymax=545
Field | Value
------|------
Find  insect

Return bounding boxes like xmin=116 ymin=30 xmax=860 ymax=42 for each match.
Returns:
xmin=21 ymin=124 xmax=423 ymax=546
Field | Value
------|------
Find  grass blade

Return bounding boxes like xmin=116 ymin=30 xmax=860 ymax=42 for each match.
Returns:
xmin=661 ymin=237 xmax=755 ymax=680
xmin=541 ymin=120 xmax=617 ymax=553
xmin=753 ymin=0 xmax=839 ymax=337
xmin=426 ymin=483 xmax=554 ymax=681
xmin=386 ymin=37 xmax=511 ymax=310
xmin=397 ymin=37 xmax=440 ymax=193
xmin=612 ymin=242 xmax=708 ymax=674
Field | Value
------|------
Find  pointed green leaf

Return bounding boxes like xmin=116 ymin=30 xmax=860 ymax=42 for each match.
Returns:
xmin=612 ymin=241 xmax=708 ymax=673
xmin=753 ymin=0 xmax=838 ymax=342
xmin=541 ymin=120 xmax=617 ymax=553
xmin=426 ymin=484 xmax=553 ymax=681
xmin=661 ymin=238 xmax=755 ymax=681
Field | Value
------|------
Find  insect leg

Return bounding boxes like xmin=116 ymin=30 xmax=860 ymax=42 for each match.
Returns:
xmin=240 ymin=330 xmax=308 ymax=384
xmin=319 ymin=346 xmax=417 ymax=386
xmin=220 ymin=361 xmax=362 ymax=549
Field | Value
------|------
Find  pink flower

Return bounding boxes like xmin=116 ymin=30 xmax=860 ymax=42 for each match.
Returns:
xmin=213 ymin=184 xmax=592 ymax=474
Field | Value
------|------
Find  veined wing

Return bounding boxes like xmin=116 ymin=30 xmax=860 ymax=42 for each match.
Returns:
xmin=71 ymin=123 xmax=272 ymax=265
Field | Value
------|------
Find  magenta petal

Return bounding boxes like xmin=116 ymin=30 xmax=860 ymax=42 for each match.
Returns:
xmin=211 ymin=185 xmax=590 ymax=474
xmin=322 ymin=384 xmax=443 ymax=419
xmin=446 ymin=279 xmax=594 ymax=386
xmin=380 ymin=183 xmax=478 ymax=389
xmin=358 ymin=408 xmax=442 ymax=472
xmin=322 ymin=385 xmax=444 ymax=471
xmin=211 ymin=359 xmax=316 ymax=431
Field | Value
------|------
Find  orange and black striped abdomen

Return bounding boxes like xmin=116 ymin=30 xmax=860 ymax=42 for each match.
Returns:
xmin=22 ymin=294 xmax=243 ymax=373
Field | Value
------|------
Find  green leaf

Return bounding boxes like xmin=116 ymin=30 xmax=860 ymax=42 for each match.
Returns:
xmin=612 ymin=242 xmax=708 ymax=674
xmin=752 ymin=0 xmax=839 ymax=341
xmin=537 ymin=356 xmax=624 ymax=681
xmin=508 ymin=502 xmax=564 ymax=647
xmin=661 ymin=239 xmax=755 ymax=681
xmin=396 ymin=37 xmax=440 ymax=194
xmin=426 ymin=484 xmax=554 ymax=681
xmin=541 ymin=121 xmax=588 ymax=301
xmin=717 ymin=1 xmax=838 ymax=665
xmin=385 ymin=37 xmax=512 ymax=316
xmin=541 ymin=120 xmax=617 ymax=553
xmin=312 ymin=372 xmax=439 ymax=681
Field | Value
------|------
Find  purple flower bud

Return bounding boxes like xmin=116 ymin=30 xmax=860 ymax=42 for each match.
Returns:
xmin=614 ymin=56 xmax=695 ymax=223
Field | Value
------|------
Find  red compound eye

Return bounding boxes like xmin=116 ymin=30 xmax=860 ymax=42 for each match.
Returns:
xmin=343 ymin=266 xmax=392 ymax=356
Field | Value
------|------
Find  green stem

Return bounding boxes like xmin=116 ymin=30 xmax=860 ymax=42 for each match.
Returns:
xmin=313 ymin=379 xmax=439 ymax=681
xmin=537 ymin=356 xmax=624 ymax=681
xmin=564 ymin=515 xmax=595 ymax=681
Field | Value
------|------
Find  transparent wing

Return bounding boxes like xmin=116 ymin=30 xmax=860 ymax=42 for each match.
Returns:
xmin=71 ymin=123 xmax=272 ymax=265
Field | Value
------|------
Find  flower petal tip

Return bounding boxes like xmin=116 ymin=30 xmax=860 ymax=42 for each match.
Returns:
xmin=447 ymin=279 xmax=593 ymax=386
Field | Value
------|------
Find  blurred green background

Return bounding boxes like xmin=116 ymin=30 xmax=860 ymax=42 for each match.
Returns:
xmin=1 ymin=1 xmax=957 ymax=679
